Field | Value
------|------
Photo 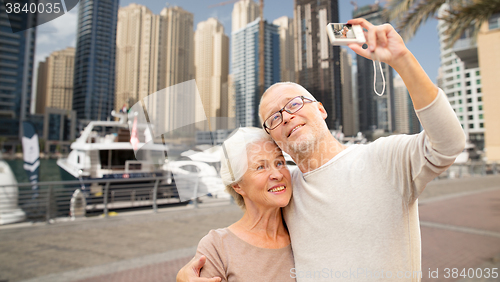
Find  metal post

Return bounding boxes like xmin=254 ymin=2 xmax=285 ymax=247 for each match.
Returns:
xmin=46 ymin=185 xmax=52 ymax=224
xmin=152 ymin=179 xmax=159 ymax=213
xmin=103 ymin=182 xmax=110 ymax=218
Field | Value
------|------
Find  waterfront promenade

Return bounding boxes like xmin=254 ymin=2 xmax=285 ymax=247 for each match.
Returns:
xmin=1 ymin=175 xmax=499 ymax=282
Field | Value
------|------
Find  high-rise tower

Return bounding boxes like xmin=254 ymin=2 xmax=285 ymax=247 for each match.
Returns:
xmin=73 ymin=0 xmax=119 ymax=125
xmin=233 ymin=18 xmax=280 ymax=127
xmin=353 ymin=3 xmax=395 ymax=134
xmin=194 ymin=18 xmax=229 ymax=130
xmin=0 ymin=1 xmax=36 ymax=141
xmin=294 ymin=0 xmax=342 ymax=129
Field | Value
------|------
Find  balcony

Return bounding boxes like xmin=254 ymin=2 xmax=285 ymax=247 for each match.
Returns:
xmin=453 ymin=37 xmax=478 ymax=68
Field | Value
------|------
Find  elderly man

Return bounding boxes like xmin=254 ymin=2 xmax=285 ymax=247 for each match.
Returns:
xmin=177 ymin=18 xmax=465 ymax=281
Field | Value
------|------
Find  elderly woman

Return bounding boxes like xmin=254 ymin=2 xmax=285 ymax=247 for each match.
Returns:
xmin=191 ymin=127 xmax=295 ymax=281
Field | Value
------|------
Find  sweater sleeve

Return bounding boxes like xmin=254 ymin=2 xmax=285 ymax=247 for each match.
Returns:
xmin=370 ymin=88 xmax=466 ymax=203
xmin=196 ymin=231 xmax=227 ymax=281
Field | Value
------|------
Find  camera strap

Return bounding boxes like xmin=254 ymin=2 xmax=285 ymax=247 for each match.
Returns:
xmin=371 ymin=53 xmax=385 ymax=96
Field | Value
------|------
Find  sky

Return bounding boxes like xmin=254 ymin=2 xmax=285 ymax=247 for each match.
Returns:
xmin=32 ymin=0 xmax=442 ymax=110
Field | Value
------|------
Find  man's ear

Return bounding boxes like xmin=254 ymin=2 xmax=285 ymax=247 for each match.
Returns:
xmin=232 ymin=183 xmax=246 ymax=197
xmin=317 ymin=102 xmax=328 ymax=120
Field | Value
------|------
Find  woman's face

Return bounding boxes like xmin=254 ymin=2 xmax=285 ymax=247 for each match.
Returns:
xmin=234 ymin=140 xmax=292 ymax=209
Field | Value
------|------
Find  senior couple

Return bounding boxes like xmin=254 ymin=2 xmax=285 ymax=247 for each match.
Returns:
xmin=177 ymin=19 xmax=466 ymax=281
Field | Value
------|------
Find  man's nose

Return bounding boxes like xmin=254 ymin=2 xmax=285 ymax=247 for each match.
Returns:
xmin=282 ymin=111 xmax=294 ymax=125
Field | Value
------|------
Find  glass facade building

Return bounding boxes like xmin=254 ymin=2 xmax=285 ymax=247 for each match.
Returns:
xmin=232 ymin=18 xmax=280 ymax=127
xmin=73 ymin=0 xmax=119 ymax=126
xmin=353 ymin=4 xmax=395 ymax=134
xmin=0 ymin=0 xmax=36 ymax=139
xmin=295 ymin=0 xmax=342 ymax=129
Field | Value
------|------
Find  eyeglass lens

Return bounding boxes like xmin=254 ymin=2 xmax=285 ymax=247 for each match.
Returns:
xmin=266 ymin=96 xmax=304 ymax=129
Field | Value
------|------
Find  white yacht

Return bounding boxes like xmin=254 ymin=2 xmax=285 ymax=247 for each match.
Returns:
xmin=0 ymin=156 xmax=26 ymax=225
xmin=57 ymin=111 xmax=169 ymax=182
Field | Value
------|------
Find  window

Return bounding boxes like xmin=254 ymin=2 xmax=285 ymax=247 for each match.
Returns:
xmin=478 ymin=96 xmax=482 ymax=102
xmin=466 ymin=73 xmax=470 ymax=78
xmin=468 ymin=115 xmax=473 ymax=120
xmin=459 ymin=100 xmax=463 ymax=104
xmin=480 ymin=123 xmax=484 ymax=128
xmin=489 ymin=13 xmax=500 ymax=30
xmin=456 ymin=67 xmax=460 ymax=71
xmin=459 ymin=116 xmax=463 ymax=121
xmin=469 ymin=124 xmax=474 ymax=129
xmin=466 ymin=81 xmax=471 ymax=86
xmin=468 ymin=106 xmax=473 ymax=111
xmin=479 ymin=114 xmax=483 ymax=119
xmin=457 ymin=74 xmax=460 ymax=79
xmin=459 ymin=107 xmax=463 ymax=112
xmin=476 ymin=70 xmax=481 ymax=76
xmin=457 ymin=82 xmax=461 ymax=87
xmin=476 ymin=79 xmax=481 ymax=84
xmin=467 ymin=90 xmax=472 ymax=95
xmin=479 ymin=105 xmax=483 ymax=111
xmin=467 ymin=98 xmax=472 ymax=103
xmin=477 ymin=88 xmax=482 ymax=93
xmin=458 ymin=91 xmax=462 ymax=96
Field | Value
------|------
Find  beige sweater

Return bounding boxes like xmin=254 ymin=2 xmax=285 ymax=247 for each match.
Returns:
xmin=284 ymin=88 xmax=466 ymax=281
xmin=197 ymin=228 xmax=295 ymax=281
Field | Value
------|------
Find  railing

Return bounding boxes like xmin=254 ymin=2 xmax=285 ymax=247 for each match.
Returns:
xmin=3 ymin=162 xmax=495 ymax=225
xmin=435 ymin=161 xmax=498 ymax=180
xmin=0 ymin=175 xmax=231 ymax=225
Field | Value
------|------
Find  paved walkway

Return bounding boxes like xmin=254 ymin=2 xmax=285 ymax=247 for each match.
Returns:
xmin=1 ymin=175 xmax=499 ymax=282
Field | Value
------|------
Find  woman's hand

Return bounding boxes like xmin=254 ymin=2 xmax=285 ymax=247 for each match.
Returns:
xmin=347 ymin=18 xmax=410 ymax=70
xmin=176 ymin=255 xmax=222 ymax=282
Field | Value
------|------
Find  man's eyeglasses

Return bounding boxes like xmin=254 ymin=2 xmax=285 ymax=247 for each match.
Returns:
xmin=263 ymin=96 xmax=317 ymax=134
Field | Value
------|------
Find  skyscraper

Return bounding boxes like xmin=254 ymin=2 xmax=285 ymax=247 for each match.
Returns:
xmin=73 ymin=0 xmax=119 ymax=125
xmin=233 ymin=18 xmax=280 ymax=127
xmin=194 ymin=18 xmax=229 ymax=130
xmin=35 ymin=47 xmax=75 ymax=114
xmin=340 ymin=48 xmax=357 ymax=136
xmin=0 ymin=1 xmax=36 ymax=141
xmin=115 ymin=4 xmax=160 ymax=112
xmin=437 ymin=4 xmax=483 ymax=148
xmin=232 ymin=0 xmax=259 ymax=33
xmin=158 ymin=6 xmax=194 ymax=89
xmin=230 ymin=0 xmax=259 ymax=114
xmin=155 ymin=6 xmax=195 ymax=137
xmin=272 ymin=16 xmax=295 ymax=83
xmin=393 ymin=75 xmax=420 ymax=134
xmin=294 ymin=0 xmax=342 ymax=129
xmin=353 ymin=3 xmax=395 ymax=134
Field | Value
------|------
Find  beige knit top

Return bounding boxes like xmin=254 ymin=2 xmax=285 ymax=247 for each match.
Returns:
xmin=196 ymin=228 xmax=296 ymax=281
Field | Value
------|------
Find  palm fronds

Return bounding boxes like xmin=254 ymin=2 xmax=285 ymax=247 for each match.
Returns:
xmin=442 ymin=0 xmax=500 ymax=47
xmin=385 ymin=0 xmax=420 ymax=22
xmin=385 ymin=0 xmax=500 ymax=47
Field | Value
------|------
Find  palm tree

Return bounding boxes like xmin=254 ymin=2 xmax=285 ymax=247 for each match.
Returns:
xmin=385 ymin=0 xmax=500 ymax=47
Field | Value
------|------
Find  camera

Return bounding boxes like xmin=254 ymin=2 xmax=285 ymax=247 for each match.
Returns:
xmin=326 ymin=23 xmax=365 ymax=46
